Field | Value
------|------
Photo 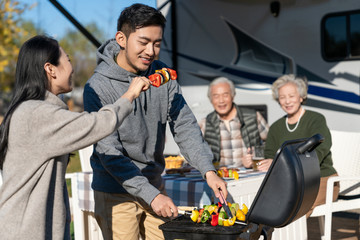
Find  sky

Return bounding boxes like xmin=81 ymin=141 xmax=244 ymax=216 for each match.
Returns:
xmin=18 ymin=0 xmax=157 ymax=40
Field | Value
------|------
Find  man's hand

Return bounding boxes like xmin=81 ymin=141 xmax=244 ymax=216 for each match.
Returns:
xmin=205 ymin=171 xmax=228 ymax=199
xmin=242 ymin=147 xmax=253 ymax=168
xmin=151 ymin=194 xmax=178 ymax=217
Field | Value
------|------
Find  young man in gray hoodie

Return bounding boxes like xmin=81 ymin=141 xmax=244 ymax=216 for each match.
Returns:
xmin=83 ymin=3 xmax=227 ymax=240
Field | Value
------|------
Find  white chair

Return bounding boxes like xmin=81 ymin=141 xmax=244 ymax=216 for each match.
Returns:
xmin=72 ymin=145 xmax=104 ymax=240
xmin=79 ymin=145 xmax=94 ymax=172
xmin=310 ymin=130 xmax=360 ymax=240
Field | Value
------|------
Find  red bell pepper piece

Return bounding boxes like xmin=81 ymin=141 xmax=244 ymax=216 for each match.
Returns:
xmin=148 ymin=68 xmax=177 ymax=87
xmin=211 ymin=213 xmax=219 ymax=226
xmin=197 ymin=208 xmax=204 ymax=223
xmin=166 ymin=68 xmax=177 ymax=80
xmin=148 ymin=73 xmax=162 ymax=87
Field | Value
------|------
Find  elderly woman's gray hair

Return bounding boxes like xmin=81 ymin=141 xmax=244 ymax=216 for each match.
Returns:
xmin=271 ymin=74 xmax=308 ymax=103
xmin=207 ymin=77 xmax=236 ymax=99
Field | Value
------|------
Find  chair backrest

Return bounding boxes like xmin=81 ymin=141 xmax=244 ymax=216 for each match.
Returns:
xmin=79 ymin=145 xmax=94 ymax=172
xmin=238 ymin=104 xmax=268 ymax=122
xmin=330 ymin=130 xmax=360 ymax=195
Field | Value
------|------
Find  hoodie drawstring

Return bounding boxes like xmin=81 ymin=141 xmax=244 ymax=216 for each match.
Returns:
xmin=129 ymin=76 xmax=147 ymax=114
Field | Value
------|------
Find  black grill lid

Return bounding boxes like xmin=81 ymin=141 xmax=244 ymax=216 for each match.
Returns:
xmin=246 ymin=134 xmax=322 ymax=227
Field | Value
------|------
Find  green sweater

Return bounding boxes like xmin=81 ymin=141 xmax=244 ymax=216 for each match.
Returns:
xmin=265 ymin=110 xmax=337 ymax=177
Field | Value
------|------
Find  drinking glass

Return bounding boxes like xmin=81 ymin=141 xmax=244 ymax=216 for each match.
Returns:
xmin=252 ymin=145 xmax=265 ymax=171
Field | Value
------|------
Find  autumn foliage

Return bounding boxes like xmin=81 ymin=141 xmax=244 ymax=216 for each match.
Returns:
xmin=0 ymin=0 xmax=32 ymax=91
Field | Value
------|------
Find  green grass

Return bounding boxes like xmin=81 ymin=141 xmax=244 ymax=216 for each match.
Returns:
xmin=66 ymin=151 xmax=82 ymax=240
xmin=66 ymin=151 xmax=82 ymax=197
xmin=70 ymin=221 xmax=74 ymax=240
xmin=68 ymin=151 xmax=82 ymax=172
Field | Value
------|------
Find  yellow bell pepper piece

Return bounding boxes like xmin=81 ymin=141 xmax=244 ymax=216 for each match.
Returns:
xmin=233 ymin=171 xmax=239 ymax=180
xmin=190 ymin=209 xmax=199 ymax=222
xmin=236 ymin=209 xmax=246 ymax=222
xmin=241 ymin=203 xmax=249 ymax=215
xmin=223 ymin=216 xmax=236 ymax=226
xmin=207 ymin=204 xmax=217 ymax=214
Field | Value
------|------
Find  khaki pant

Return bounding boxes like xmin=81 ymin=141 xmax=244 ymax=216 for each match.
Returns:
xmin=306 ymin=173 xmax=340 ymax=218
xmin=94 ymin=191 xmax=167 ymax=240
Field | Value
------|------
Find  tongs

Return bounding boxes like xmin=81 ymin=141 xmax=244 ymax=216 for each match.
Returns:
xmin=218 ymin=187 xmax=234 ymax=219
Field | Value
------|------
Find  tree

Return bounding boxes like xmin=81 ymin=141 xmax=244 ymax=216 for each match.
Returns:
xmin=0 ymin=1 xmax=105 ymax=114
xmin=59 ymin=23 xmax=105 ymax=87
xmin=0 ymin=0 xmax=34 ymax=92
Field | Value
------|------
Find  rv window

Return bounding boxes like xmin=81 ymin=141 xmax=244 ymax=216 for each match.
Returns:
xmin=350 ymin=13 xmax=360 ymax=56
xmin=322 ymin=11 xmax=360 ymax=61
xmin=323 ymin=16 xmax=347 ymax=60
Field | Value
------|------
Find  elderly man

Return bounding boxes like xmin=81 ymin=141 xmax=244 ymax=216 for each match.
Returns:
xmin=199 ymin=77 xmax=269 ymax=168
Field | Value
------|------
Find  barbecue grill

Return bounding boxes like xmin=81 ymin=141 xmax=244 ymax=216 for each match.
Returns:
xmin=159 ymin=134 xmax=323 ymax=240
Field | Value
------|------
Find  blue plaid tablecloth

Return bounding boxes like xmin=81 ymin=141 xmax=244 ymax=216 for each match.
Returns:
xmin=163 ymin=175 xmax=212 ymax=207
xmin=162 ymin=168 xmax=266 ymax=208
xmin=74 ymin=169 xmax=266 ymax=211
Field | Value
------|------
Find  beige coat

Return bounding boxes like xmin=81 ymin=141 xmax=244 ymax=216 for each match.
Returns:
xmin=0 ymin=91 xmax=132 ymax=240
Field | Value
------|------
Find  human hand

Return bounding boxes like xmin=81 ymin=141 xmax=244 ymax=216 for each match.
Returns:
xmin=122 ymin=76 xmax=151 ymax=102
xmin=205 ymin=171 xmax=228 ymax=199
xmin=256 ymin=158 xmax=273 ymax=172
xmin=150 ymin=194 xmax=178 ymax=218
xmin=242 ymin=147 xmax=253 ymax=168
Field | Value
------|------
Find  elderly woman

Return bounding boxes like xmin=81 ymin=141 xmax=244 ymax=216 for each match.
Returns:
xmin=262 ymin=74 xmax=339 ymax=217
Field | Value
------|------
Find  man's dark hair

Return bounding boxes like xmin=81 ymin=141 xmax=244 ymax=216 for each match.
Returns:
xmin=117 ymin=3 xmax=166 ymax=37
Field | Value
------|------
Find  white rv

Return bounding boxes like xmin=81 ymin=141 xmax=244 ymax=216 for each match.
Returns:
xmin=157 ymin=0 xmax=360 ymax=140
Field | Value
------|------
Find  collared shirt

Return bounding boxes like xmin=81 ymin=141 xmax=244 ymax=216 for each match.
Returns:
xmin=200 ymin=111 xmax=269 ymax=167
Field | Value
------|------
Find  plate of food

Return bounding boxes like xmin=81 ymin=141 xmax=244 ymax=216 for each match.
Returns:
xmin=216 ymin=167 xmax=240 ymax=180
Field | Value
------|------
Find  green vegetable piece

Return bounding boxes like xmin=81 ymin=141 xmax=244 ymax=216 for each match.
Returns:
xmin=201 ymin=210 xmax=211 ymax=223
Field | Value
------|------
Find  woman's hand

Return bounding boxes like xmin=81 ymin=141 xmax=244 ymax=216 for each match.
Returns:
xmin=122 ymin=77 xmax=151 ymax=102
xmin=256 ymin=158 xmax=273 ymax=172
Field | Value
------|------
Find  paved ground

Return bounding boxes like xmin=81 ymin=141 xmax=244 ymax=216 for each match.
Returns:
xmin=307 ymin=211 xmax=359 ymax=240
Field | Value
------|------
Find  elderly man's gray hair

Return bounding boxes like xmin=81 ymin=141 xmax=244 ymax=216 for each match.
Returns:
xmin=208 ymin=77 xmax=236 ymax=99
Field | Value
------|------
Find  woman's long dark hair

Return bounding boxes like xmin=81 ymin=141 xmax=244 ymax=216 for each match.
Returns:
xmin=0 ymin=35 xmax=61 ymax=169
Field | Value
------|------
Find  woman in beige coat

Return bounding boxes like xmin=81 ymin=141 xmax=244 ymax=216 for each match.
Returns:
xmin=0 ymin=35 xmax=150 ymax=240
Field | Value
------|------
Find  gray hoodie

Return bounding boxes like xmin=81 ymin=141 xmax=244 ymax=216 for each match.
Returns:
xmin=83 ymin=39 xmax=215 ymax=205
